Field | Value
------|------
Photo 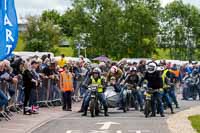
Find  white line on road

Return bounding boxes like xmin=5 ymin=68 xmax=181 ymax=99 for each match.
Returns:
xmin=0 ymin=128 xmax=24 ymax=131
xmin=66 ymin=130 xmax=81 ymax=133
xmin=128 ymin=130 xmax=151 ymax=133
xmin=96 ymin=122 xmax=120 ymax=130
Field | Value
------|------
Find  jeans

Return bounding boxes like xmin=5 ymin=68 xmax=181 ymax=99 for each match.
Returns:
xmin=132 ymin=90 xmax=143 ymax=109
xmin=162 ymin=89 xmax=172 ymax=108
xmin=17 ymin=85 xmax=24 ymax=104
xmin=151 ymin=91 xmax=164 ymax=115
xmin=0 ymin=89 xmax=8 ymax=107
xmin=168 ymin=87 xmax=178 ymax=106
xmin=84 ymin=92 xmax=108 ymax=109
xmin=51 ymin=84 xmax=61 ymax=100
xmin=29 ymin=87 xmax=37 ymax=106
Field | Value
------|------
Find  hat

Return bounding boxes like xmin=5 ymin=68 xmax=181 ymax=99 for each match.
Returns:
xmin=31 ymin=60 xmax=38 ymax=65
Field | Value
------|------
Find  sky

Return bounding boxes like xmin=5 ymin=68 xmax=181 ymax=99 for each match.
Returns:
xmin=15 ymin=0 xmax=200 ymax=18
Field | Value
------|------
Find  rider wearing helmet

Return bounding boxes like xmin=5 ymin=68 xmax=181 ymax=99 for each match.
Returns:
xmin=124 ymin=67 xmax=144 ymax=111
xmin=142 ymin=61 xmax=165 ymax=117
xmin=82 ymin=67 xmax=109 ymax=116
xmin=107 ymin=66 xmax=123 ymax=83
xmin=191 ymin=69 xmax=200 ymax=100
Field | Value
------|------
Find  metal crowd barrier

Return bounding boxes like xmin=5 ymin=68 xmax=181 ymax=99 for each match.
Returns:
xmin=37 ymin=78 xmax=62 ymax=107
xmin=0 ymin=75 xmax=62 ymax=121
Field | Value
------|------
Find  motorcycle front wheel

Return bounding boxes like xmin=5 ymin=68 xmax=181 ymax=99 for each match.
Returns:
xmin=90 ymin=99 xmax=95 ymax=117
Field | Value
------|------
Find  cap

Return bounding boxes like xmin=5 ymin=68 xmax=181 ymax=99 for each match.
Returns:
xmin=31 ymin=60 xmax=38 ymax=65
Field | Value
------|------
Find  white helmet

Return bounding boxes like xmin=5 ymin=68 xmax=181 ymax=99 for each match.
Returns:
xmin=93 ymin=67 xmax=101 ymax=74
xmin=130 ymin=67 xmax=137 ymax=72
xmin=147 ymin=62 xmax=157 ymax=73
xmin=110 ymin=66 xmax=118 ymax=73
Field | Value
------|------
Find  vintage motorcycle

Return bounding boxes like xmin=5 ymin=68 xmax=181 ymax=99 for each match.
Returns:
xmin=104 ymin=85 xmax=129 ymax=112
xmin=88 ymin=84 xmax=100 ymax=117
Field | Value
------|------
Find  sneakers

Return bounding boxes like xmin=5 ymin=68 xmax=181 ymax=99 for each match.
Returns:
xmin=31 ymin=106 xmax=39 ymax=114
xmin=32 ymin=105 xmax=39 ymax=110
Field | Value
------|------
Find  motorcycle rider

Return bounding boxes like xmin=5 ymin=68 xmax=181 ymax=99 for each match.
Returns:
xmin=191 ymin=69 xmax=200 ymax=100
xmin=142 ymin=62 xmax=165 ymax=117
xmin=124 ymin=67 xmax=144 ymax=111
xmin=107 ymin=66 xmax=123 ymax=83
xmin=82 ymin=68 xmax=109 ymax=116
xmin=161 ymin=67 xmax=175 ymax=114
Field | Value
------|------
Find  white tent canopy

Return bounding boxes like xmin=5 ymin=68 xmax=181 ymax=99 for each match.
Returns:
xmin=13 ymin=51 xmax=54 ymax=60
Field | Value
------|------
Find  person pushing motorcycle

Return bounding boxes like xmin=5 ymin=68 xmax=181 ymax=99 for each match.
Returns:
xmin=82 ymin=68 xmax=109 ymax=117
xmin=142 ymin=62 xmax=165 ymax=117
xmin=161 ymin=67 xmax=175 ymax=114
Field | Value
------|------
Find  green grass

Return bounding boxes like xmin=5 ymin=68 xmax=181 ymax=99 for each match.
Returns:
xmin=15 ymin=35 xmax=26 ymax=51
xmin=14 ymin=34 xmax=74 ymax=56
xmin=54 ymin=46 xmax=74 ymax=56
xmin=188 ymin=115 xmax=200 ymax=133
xmin=156 ymin=48 xmax=170 ymax=59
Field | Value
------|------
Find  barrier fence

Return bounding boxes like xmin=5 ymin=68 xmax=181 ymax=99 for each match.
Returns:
xmin=0 ymin=77 xmax=63 ymax=121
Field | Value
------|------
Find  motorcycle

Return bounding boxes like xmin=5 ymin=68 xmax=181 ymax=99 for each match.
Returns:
xmin=182 ymin=76 xmax=199 ymax=100
xmin=125 ymin=84 xmax=139 ymax=110
xmin=104 ymin=85 xmax=128 ymax=112
xmin=143 ymin=88 xmax=158 ymax=118
xmin=88 ymin=84 xmax=100 ymax=117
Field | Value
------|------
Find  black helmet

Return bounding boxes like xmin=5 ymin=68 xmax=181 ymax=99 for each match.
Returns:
xmin=192 ymin=69 xmax=199 ymax=77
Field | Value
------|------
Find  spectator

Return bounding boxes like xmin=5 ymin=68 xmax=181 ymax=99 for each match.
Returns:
xmin=22 ymin=62 xmax=36 ymax=115
xmin=60 ymin=64 xmax=74 ymax=111
xmin=58 ymin=54 xmax=67 ymax=68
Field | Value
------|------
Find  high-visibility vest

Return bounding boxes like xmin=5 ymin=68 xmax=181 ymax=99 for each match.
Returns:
xmin=60 ymin=71 xmax=73 ymax=92
xmin=162 ymin=69 xmax=169 ymax=88
xmin=171 ymin=69 xmax=180 ymax=78
xmin=91 ymin=77 xmax=103 ymax=93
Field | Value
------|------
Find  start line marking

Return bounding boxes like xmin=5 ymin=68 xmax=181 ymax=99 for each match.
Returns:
xmin=96 ymin=122 xmax=120 ymax=130
xmin=66 ymin=130 xmax=151 ymax=133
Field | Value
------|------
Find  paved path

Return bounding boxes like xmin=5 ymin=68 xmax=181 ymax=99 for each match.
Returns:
xmin=0 ymin=105 xmax=80 ymax=133
xmin=1 ymin=98 xmax=200 ymax=133
xmin=32 ymin=99 xmax=200 ymax=133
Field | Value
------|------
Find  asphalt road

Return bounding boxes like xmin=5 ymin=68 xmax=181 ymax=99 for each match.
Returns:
xmin=32 ymin=99 xmax=200 ymax=133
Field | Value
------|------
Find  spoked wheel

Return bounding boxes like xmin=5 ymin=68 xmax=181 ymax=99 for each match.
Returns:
xmin=90 ymin=99 xmax=95 ymax=117
xmin=95 ymin=102 xmax=100 ymax=116
xmin=144 ymin=101 xmax=151 ymax=118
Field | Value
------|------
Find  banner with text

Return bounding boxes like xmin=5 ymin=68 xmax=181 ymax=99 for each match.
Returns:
xmin=0 ymin=0 xmax=18 ymax=60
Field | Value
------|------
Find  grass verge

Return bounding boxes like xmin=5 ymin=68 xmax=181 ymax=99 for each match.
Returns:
xmin=188 ymin=115 xmax=200 ymax=133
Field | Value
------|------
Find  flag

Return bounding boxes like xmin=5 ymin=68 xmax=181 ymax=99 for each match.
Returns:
xmin=0 ymin=0 xmax=18 ymax=60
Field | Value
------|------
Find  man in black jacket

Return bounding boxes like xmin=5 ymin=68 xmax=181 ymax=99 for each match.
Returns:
xmin=143 ymin=62 xmax=164 ymax=117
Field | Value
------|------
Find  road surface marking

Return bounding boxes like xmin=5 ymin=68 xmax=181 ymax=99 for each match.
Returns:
xmin=96 ymin=122 xmax=120 ymax=130
xmin=66 ymin=130 xmax=81 ymax=133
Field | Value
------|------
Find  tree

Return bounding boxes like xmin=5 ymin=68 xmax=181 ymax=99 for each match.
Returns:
xmin=159 ymin=0 xmax=200 ymax=60
xmin=23 ymin=16 xmax=61 ymax=52
xmin=122 ymin=0 xmax=161 ymax=57
xmin=70 ymin=0 xmax=123 ymax=58
xmin=41 ymin=10 xmax=61 ymax=24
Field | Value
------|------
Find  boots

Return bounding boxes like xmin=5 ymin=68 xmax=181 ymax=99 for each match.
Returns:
xmin=169 ymin=104 xmax=174 ymax=114
xmin=176 ymin=104 xmax=180 ymax=108
xmin=104 ymin=106 xmax=109 ymax=117
xmin=82 ymin=106 xmax=88 ymax=116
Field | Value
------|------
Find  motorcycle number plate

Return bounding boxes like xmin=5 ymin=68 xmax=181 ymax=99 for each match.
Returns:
xmin=91 ymin=95 xmax=95 ymax=98
xmin=146 ymin=96 xmax=151 ymax=100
